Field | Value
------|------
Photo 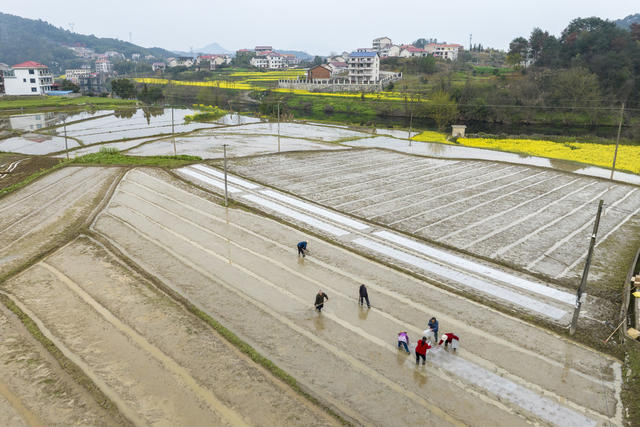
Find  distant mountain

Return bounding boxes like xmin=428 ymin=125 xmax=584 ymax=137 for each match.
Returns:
xmin=0 ymin=12 xmax=174 ymax=72
xmin=615 ymin=13 xmax=640 ymax=29
xmin=276 ymin=50 xmax=314 ymax=60
xmin=195 ymin=42 xmax=231 ymax=54
xmin=173 ymin=42 xmax=231 ymax=57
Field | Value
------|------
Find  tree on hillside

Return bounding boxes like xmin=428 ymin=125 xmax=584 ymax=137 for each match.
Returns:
xmin=630 ymin=23 xmax=640 ymax=41
xmin=413 ymin=38 xmax=428 ymax=49
xmin=507 ymin=37 xmax=529 ymax=68
xmin=111 ymin=78 xmax=137 ymax=99
xmin=426 ymin=90 xmax=458 ymax=129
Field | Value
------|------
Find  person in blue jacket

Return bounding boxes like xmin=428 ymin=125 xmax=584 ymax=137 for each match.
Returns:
xmin=297 ymin=241 xmax=308 ymax=257
xmin=427 ymin=317 xmax=439 ymax=342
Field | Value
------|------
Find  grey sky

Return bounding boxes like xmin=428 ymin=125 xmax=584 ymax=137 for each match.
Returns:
xmin=2 ymin=1 xmax=637 ymax=54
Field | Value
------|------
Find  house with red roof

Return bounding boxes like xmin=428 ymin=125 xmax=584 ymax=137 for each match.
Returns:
xmin=2 ymin=61 xmax=54 ymax=95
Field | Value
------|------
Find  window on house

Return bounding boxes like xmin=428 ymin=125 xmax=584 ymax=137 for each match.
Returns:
xmin=31 ymin=87 xmax=37 ymax=92
xmin=23 ymin=78 xmax=26 ymax=82
xmin=30 ymin=78 xmax=35 ymax=83
xmin=29 ymin=69 xmax=34 ymax=74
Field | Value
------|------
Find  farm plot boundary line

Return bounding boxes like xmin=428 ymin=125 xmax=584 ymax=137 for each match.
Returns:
xmin=117 ymin=182 xmax=617 ymax=413
xmin=104 ymin=187 xmax=605 ymax=427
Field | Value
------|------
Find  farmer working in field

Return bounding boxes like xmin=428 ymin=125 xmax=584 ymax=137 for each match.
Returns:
xmin=359 ymin=284 xmax=370 ymax=308
xmin=315 ymin=290 xmax=329 ymax=312
xmin=415 ymin=336 xmax=431 ymax=365
xmin=438 ymin=333 xmax=460 ymax=351
xmin=297 ymin=241 xmax=308 ymax=257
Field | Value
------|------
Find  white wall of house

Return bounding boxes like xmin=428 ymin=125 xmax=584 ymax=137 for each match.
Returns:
xmin=250 ymin=54 xmax=285 ymax=69
xmin=3 ymin=65 xmax=54 ymax=95
xmin=347 ymin=52 xmax=380 ymax=83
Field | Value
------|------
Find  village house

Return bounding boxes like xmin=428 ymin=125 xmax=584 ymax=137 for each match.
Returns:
xmin=250 ymin=51 xmax=285 ymax=69
xmin=307 ymin=64 xmax=331 ymax=80
xmin=152 ymin=62 xmax=166 ymax=72
xmin=95 ymin=58 xmax=113 ymax=74
xmin=384 ymin=45 xmax=401 ymax=57
xmin=255 ymin=46 xmax=273 ymax=53
xmin=347 ymin=50 xmax=380 ymax=83
xmin=197 ymin=54 xmax=232 ymax=69
xmin=399 ymin=45 xmax=428 ymax=57
xmin=425 ymin=43 xmax=463 ymax=60
xmin=327 ymin=61 xmax=348 ymax=76
xmin=372 ymin=36 xmax=395 ymax=57
xmin=282 ymin=54 xmax=299 ymax=66
xmin=65 ymin=66 xmax=92 ymax=84
xmin=2 ymin=61 xmax=55 ymax=95
xmin=167 ymin=57 xmax=194 ymax=68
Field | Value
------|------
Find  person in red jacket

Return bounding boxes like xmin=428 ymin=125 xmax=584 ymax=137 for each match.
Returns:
xmin=415 ymin=336 xmax=431 ymax=365
xmin=438 ymin=333 xmax=460 ymax=351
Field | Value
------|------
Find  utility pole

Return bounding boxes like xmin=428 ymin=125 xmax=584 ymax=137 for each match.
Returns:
xmin=223 ymin=144 xmax=229 ymax=207
xmin=277 ymin=101 xmax=281 ymax=153
xmin=171 ymin=106 xmax=176 ymax=156
xmin=569 ymin=199 xmax=604 ymax=335
xmin=63 ymin=117 xmax=69 ymax=160
xmin=609 ymin=102 xmax=625 ymax=181
xmin=469 ymin=34 xmax=472 ymax=51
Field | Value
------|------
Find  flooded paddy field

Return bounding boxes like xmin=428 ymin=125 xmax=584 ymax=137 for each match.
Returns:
xmin=221 ymin=149 xmax=640 ymax=297
xmin=0 ymin=299 xmax=115 ymax=426
xmin=0 ymin=164 xmax=626 ymax=425
xmin=4 ymin=236 xmax=335 ymax=426
xmin=204 ymin=121 xmax=371 ymax=142
xmin=87 ymin=168 xmax=620 ymax=426
xmin=0 ymin=166 xmax=122 ymax=278
xmin=126 ymin=133 xmax=348 ymax=158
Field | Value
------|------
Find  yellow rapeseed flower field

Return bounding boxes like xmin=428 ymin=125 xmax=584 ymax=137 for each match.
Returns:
xmin=133 ymin=77 xmax=407 ymax=101
xmin=412 ymin=131 xmax=640 ymax=174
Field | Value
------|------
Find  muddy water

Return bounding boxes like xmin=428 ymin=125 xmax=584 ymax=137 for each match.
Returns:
xmin=43 ymin=236 xmax=337 ymax=427
xmin=91 ymin=168 xmax=620 ymax=426
xmin=0 ymin=299 xmax=115 ymax=426
xmin=126 ymin=133 xmax=347 ymax=159
xmin=0 ymin=166 xmax=122 ymax=277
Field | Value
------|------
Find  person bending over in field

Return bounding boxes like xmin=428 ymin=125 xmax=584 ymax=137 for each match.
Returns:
xmin=297 ymin=241 xmax=308 ymax=257
xmin=438 ymin=333 xmax=459 ymax=351
xmin=397 ymin=331 xmax=410 ymax=354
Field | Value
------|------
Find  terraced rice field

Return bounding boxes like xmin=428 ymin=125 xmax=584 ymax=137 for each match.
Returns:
xmin=0 ymin=150 xmax=632 ymax=424
xmin=221 ymin=149 xmax=640 ymax=296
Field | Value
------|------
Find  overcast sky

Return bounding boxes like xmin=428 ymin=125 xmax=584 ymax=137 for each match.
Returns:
xmin=2 ymin=1 xmax=637 ymax=54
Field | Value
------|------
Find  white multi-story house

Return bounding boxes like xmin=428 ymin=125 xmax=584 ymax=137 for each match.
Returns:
xmin=250 ymin=52 xmax=285 ymax=69
xmin=347 ymin=51 xmax=380 ymax=83
xmin=399 ymin=45 xmax=428 ymax=57
xmin=95 ymin=58 xmax=113 ymax=74
xmin=373 ymin=37 xmax=392 ymax=52
xmin=2 ymin=61 xmax=55 ymax=95
xmin=65 ymin=66 xmax=92 ymax=84
xmin=425 ymin=43 xmax=463 ymax=60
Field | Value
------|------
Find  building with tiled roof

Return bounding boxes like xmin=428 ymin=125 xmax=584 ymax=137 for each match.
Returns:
xmin=2 ymin=61 xmax=54 ymax=95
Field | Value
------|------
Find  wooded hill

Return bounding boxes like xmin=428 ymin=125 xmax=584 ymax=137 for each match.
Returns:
xmin=0 ymin=12 xmax=173 ymax=72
